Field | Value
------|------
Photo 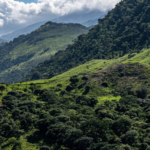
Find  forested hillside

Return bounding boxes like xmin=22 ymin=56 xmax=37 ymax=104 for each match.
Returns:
xmin=0 ymin=22 xmax=88 ymax=83
xmin=24 ymin=0 xmax=150 ymax=81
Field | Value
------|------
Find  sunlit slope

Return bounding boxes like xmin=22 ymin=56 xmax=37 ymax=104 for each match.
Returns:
xmin=24 ymin=49 xmax=150 ymax=84
xmin=0 ymin=22 xmax=88 ymax=83
xmin=1 ymin=48 xmax=149 ymax=101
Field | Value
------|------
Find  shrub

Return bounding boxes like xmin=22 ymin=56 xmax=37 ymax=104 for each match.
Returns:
xmin=70 ymin=76 xmax=79 ymax=84
xmin=136 ymin=87 xmax=148 ymax=99
xmin=0 ymin=85 xmax=5 ymax=92
xmin=124 ymin=130 xmax=139 ymax=145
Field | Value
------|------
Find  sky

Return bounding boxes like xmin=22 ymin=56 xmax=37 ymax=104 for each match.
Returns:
xmin=0 ymin=0 xmax=121 ymax=36
xmin=18 ymin=0 xmax=37 ymax=3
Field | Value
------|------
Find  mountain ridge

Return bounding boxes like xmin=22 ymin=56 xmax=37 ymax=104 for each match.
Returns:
xmin=1 ymin=21 xmax=47 ymax=41
xmin=1 ymin=10 xmax=106 ymax=41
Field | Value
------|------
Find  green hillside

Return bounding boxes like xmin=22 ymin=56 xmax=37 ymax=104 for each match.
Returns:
xmin=1 ymin=48 xmax=150 ymax=149
xmin=0 ymin=22 xmax=88 ymax=83
xmin=2 ymin=0 xmax=150 ymax=149
xmin=24 ymin=0 xmax=150 ymax=81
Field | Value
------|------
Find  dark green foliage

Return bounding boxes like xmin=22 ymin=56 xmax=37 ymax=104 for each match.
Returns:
xmin=136 ymin=87 xmax=148 ymax=99
xmin=66 ymin=85 xmax=75 ymax=91
xmin=70 ymin=76 xmax=79 ymax=84
xmin=1 ymin=82 xmax=150 ymax=149
xmin=75 ymin=95 xmax=98 ymax=107
xmin=24 ymin=0 xmax=150 ymax=81
xmin=112 ymin=118 xmax=131 ymax=136
xmin=82 ymin=76 xmax=88 ymax=80
xmin=0 ymin=85 xmax=5 ymax=92
xmin=31 ymin=72 xmax=41 ymax=80
xmin=101 ymin=82 xmax=108 ymax=87
xmin=40 ymin=146 xmax=51 ymax=150
xmin=73 ymin=137 xmax=93 ymax=150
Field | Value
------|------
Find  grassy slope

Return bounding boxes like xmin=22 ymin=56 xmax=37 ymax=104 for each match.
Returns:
xmin=1 ymin=49 xmax=150 ymax=149
xmin=24 ymin=49 xmax=150 ymax=83
xmin=21 ymin=49 xmax=150 ymax=102
xmin=0 ymin=22 xmax=88 ymax=83
xmin=1 ymin=49 xmax=149 ymax=103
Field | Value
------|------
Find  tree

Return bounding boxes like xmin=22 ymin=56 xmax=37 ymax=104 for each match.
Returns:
xmin=73 ymin=137 xmax=93 ymax=150
xmin=112 ymin=118 xmax=131 ymax=136
xmin=0 ymin=85 xmax=5 ymax=92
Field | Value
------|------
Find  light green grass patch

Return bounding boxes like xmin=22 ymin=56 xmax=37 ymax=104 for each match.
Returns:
xmin=97 ymin=95 xmax=121 ymax=104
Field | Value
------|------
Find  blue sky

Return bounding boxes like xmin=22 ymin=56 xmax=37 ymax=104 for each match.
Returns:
xmin=16 ymin=0 xmax=37 ymax=3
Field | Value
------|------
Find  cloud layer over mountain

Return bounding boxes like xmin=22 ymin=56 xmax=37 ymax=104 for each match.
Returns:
xmin=0 ymin=0 xmax=121 ymax=35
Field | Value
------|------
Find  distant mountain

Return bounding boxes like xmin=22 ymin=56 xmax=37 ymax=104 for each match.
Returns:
xmin=52 ymin=10 xmax=107 ymax=24
xmin=0 ymin=22 xmax=89 ymax=83
xmin=1 ymin=10 xmax=106 ymax=41
xmin=82 ymin=18 xmax=99 ymax=27
xmin=82 ymin=12 xmax=107 ymax=27
xmin=0 ymin=38 xmax=9 ymax=46
xmin=1 ymin=21 xmax=47 ymax=41
xmin=24 ymin=0 xmax=150 ymax=81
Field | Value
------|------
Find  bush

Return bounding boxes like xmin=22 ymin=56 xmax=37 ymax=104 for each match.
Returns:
xmin=70 ymin=76 xmax=79 ymax=84
xmin=0 ymin=85 xmax=5 ymax=92
xmin=124 ymin=130 xmax=139 ymax=145
xmin=73 ymin=137 xmax=93 ymax=150
xmin=112 ymin=118 xmax=131 ymax=136
xmin=136 ymin=87 xmax=148 ymax=99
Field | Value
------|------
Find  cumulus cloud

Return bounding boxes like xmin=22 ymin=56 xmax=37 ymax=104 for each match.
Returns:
xmin=0 ymin=0 xmax=121 ymax=35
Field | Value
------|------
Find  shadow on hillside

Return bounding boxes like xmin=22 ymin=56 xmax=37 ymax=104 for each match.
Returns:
xmin=27 ymin=131 xmax=54 ymax=145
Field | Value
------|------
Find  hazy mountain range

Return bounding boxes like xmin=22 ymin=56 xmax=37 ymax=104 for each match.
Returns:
xmin=0 ymin=10 xmax=106 ymax=41
xmin=52 ymin=10 xmax=107 ymax=24
xmin=0 ymin=21 xmax=47 ymax=41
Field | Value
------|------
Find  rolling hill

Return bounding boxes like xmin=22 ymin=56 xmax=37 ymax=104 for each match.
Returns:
xmin=24 ymin=0 xmax=150 ymax=82
xmin=0 ymin=22 xmax=89 ymax=83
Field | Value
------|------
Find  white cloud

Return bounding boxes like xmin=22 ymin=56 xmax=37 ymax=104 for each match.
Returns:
xmin=0 ymin=19 xmax=4 ymax=26
xmin=0 ymin=0 xmax=121 ymax=35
